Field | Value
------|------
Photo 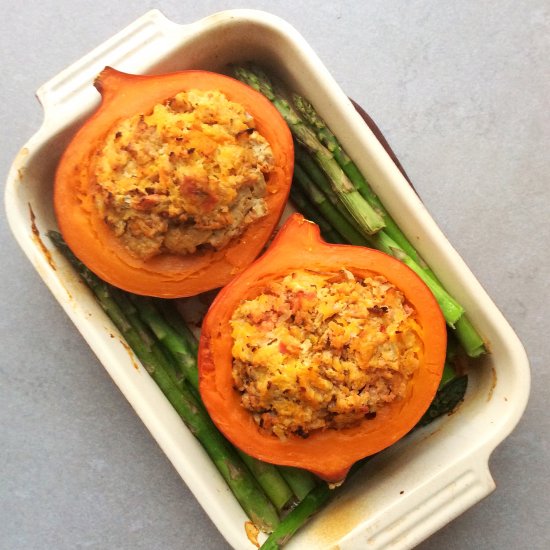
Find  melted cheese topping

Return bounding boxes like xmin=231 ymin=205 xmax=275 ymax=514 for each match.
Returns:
xmin=93 ymin=89 xmax=274 ymax=259
xmin=230 ymin=269 xmax=423 ymax=439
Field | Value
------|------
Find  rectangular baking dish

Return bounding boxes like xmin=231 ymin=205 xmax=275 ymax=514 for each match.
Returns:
xmin=5 ymin=9 xmax=530 ymax=549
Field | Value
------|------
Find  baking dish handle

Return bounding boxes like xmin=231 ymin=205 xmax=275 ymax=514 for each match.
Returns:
xmin=36 ymin=9 xmax=182 ymax=121
xmin=336 ymin=457 xmax=496 ymax=550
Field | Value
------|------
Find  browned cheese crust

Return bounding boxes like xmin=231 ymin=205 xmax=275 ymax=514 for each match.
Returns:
xmin=230 ymin=269 xmax=423 ymax=439
xmin=92 ymin=89 xmax=274 ymax=259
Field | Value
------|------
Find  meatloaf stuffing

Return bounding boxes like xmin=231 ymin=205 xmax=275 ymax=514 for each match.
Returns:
xmin=230 ymin=269 xmax=423 ymax=439
xmin=92 ymin=89 xmax=274 ymax=259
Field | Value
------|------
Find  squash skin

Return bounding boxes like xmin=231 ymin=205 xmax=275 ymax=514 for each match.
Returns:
xmin=54 ymin=68 xmax=294 ymax=298
xmin=198 ymin=214 xmax=447 ymax=483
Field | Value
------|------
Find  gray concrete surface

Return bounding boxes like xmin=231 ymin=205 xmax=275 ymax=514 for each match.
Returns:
xmin=1 ymin=1 xmax=548 ymax=549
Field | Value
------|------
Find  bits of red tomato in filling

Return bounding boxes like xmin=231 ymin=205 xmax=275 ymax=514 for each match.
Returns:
xmin=92 ymin=89 xmax=274 ymax=259
xmin=230 ymin=268 xmax=423 ymax=439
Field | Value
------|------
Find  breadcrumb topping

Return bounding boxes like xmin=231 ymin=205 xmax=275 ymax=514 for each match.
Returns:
xmin=230 ymin=269 xmax=423 ymax=439
xmin=92 ymin=89 xmax=274 ymax=259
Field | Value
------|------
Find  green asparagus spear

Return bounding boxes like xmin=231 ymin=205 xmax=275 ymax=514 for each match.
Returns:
xmin=129 ymin=295 xmax=296 ymax=511
xmin=115 ymin=293 xmax=282 ymax=530
xmin=292 ymin=151 xmax=464 ymax=325
xmin=439 ymin=360 xmax=458 ymax=388
xmin=237 ymin=451 xmax=294 ymax=512
xmin=293 ymin=164 xmax=370 ymax=246
xmin=260 ymin=484 xmax=331 ymax=550
xmin=295 ymin=112 xmax=485 ymax=340
xmin=233 ymin=66 xmax=386 ymax=236
xmin=367 ymin=230 xmax=464 ymax=325
xmin=298 ymin=153 xmax=483 ymax=350
xmin=49 ymin=231 xmax=281 ymax=532
xmin=277 ymin=466 xmax=319 ymax=501
xmin=295 ymin=146 xmax=354 ymax=213
xmin=130 ymin=295 xmax=199 ymax=391
xmin=236 ymin=64 xmax=485 ymax=355
xmin=156 ymin=299 xmax=199 ymax=355
xmin=293 ymin=93 xmax=422 ymax=261
xmin=313 ymin=167 xmax=482 ymax=350
xmin=293 ymin=92 xmax=486 ymax=355
xmin=454 ymin=316 xmax=486 ymax=358
xmin=289 ymin=186 xmax=345 ymax=244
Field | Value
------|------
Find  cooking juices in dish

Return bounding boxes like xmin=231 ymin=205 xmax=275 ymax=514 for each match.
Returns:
xmin=54 ymin=68 xmax=293 ymax=297
xmin=199 ymin=214 xmax=447 ymax=483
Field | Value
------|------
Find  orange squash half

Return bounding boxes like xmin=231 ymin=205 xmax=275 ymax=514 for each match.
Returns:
xmin=54 ymin=68 xmax=294 ymax=297
xmin=198 ymin=214 xmax=447 ymax=483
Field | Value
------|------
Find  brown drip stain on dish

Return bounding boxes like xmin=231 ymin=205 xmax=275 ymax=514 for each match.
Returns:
xmin=29 ymin=204 xmax=56 ymax=271
xmin=117 ymin=337 xmax=140 ymax=370
xmin=15 ymin=147 xmax=29 ymax=182
xmin=487 ymin=366 xmax=497 ymax=402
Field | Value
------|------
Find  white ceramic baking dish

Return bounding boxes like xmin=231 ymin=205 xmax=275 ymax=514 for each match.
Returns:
xmin=5 ymin=9 xmax=530 ymax=549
